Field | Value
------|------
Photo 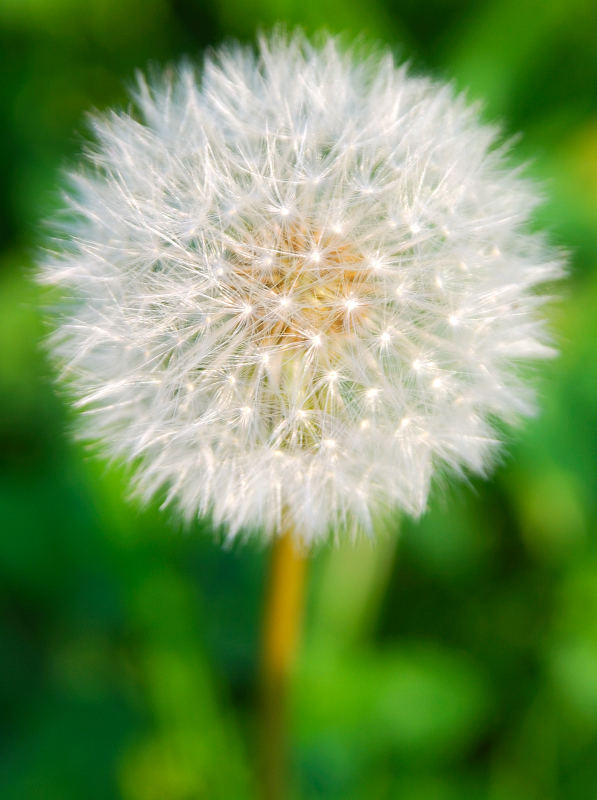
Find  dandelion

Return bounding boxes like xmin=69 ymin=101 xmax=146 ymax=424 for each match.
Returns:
xmin=40 ymin=31 xmax=563 ymax=547
xmin=40 ymin=32 xmax=564 ymax=797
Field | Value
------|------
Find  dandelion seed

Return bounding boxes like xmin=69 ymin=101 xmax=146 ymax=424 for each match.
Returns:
xmin=40 ymin=31 xmax=564 ymax=545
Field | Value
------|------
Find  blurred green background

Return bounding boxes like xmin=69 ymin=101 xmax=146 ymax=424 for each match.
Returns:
xmin=1 ymin=1 xmax=597 ymax=798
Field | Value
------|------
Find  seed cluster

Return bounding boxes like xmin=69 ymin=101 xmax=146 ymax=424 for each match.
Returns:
xmin=40 ymin=33 xmax=563 ymax=543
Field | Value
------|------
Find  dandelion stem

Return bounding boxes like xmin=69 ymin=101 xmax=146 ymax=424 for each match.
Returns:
xmin=259 ymin=528 xmax=307 ymax=800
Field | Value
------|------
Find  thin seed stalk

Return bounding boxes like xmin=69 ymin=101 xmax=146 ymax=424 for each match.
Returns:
xmin=259 ymin=529 xmax=307 ymax=800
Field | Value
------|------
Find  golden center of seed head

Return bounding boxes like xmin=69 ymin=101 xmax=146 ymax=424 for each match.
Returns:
xmin=231 ymin=223 xmax=373 ymax=349
xmin=215 ymin=223 xmax=384 ymax=452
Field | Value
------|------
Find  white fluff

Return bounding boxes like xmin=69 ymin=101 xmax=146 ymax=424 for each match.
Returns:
xmin=40 ymin=32 xmax=564 ymax=544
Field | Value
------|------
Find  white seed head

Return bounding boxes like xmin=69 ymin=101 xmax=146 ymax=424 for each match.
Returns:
xmin=40 ymin=32 xmax=564 ymax=545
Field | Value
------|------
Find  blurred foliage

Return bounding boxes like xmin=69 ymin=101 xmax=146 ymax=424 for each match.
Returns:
xmin=1 ymin=0 xmax=596 ymax=798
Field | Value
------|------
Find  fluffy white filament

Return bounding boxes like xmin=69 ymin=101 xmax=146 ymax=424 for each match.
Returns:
xmin=41 ymin=32 xmax=564 ymax=544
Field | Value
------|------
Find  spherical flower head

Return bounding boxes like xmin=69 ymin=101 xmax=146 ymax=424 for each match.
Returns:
xmin=40 ymin=32 xmax=564 ymax=545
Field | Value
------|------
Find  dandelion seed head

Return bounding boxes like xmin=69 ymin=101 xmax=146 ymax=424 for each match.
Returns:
xmin=40 ymin=31 xmax=564 ymax=544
